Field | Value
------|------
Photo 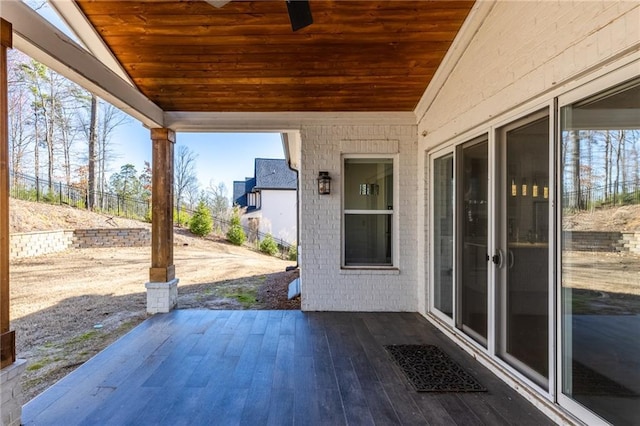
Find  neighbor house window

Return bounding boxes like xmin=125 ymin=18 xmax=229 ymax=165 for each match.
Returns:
xmin=248 ymin=192 xmax=261 ymax=208
xmin=343 ymin=157 xmax=395 ymax=267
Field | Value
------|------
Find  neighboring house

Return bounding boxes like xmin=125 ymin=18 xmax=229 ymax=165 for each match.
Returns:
xmin=232 ymin=158 xmax=297 ymax=245
xmin=1 ymin=2 xmax=639 ymax=426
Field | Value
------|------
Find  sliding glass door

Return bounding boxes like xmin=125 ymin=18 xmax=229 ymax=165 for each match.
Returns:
xmin=457 ymin=138 xmax=489 ymax=346
xmin=560 ymin=78 xmax=640 ymax=426
xmin=497 ymin=114 xmax=550 ymax=389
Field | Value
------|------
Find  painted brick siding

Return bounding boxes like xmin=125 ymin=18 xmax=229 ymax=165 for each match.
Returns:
xmin=300 ymin=125 xmax=418 ymax=312
xmin=10 ymin=228 xmax=150 ymax=259
xmin=418 ymin=1 xmax=640 ymax=145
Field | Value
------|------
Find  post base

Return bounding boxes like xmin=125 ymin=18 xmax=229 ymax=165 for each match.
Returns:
xmin=1 ymin=359 xmax=27 ymax=426
xmin=145 ymin=278 xmax=179 ymax=314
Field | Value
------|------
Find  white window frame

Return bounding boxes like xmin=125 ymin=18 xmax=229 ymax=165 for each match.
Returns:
xmin=341 ymin=154 xmax=399 ymax=269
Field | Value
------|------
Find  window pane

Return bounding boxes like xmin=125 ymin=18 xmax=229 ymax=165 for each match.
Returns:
xmin=345 ymin=214 xmax=392 ymax=266
xmin=344 ymin=159 xmax=393 ymax=210
xmin=561 ymin=79 xmax=640 ymax=426
xmin=433 ymin=154 xmax=454 ymax=317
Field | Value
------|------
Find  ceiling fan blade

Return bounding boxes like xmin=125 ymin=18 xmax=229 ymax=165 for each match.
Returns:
xmin=286 ymin=0 xmax=313 ymax=32
xmin=205 ymin=0 xmax=231 ymax=8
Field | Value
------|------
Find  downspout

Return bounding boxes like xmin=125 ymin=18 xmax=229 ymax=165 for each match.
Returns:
xmin=281 ymin=132 xmax=299 ymax=272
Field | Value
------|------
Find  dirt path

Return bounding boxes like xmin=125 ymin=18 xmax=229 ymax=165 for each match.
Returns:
xmin=10 ymin=235 xmax=298 ymax=402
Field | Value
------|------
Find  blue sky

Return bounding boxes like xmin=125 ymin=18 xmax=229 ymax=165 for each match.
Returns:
xmin=111 ymin=121 xmax=285 ymax=197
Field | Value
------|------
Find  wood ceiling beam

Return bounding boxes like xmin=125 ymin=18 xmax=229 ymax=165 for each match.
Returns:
xmin=0 ymin=0 xmax=163 ymax=128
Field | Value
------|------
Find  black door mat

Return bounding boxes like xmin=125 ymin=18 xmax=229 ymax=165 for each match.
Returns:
xmin=385 ymin=344 xmax=486 ymax=392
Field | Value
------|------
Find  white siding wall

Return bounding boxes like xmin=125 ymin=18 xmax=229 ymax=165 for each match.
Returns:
xmin=259 ymin=189 xmax=297 ymax=244
xmin=416 ymin=1 xmax=640 ymax=315
xmin=300 ymin=125 xmax=418 ymax=311
xmin=418 ymin=1 xmax=639 ymax=146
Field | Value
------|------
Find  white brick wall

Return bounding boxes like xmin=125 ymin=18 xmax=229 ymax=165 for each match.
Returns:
xmin=300 ymin=125 xmax=418 ymax=312
xmin=418 ymin=1 xmax=640 ymax=146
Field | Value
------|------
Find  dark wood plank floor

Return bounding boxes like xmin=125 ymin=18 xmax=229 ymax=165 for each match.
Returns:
xmin=23 ymin=310 xmax=554 ymax=425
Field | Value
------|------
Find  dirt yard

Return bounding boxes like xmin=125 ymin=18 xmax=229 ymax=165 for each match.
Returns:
xmin=10 ymin=230 xmax=299 ymax=402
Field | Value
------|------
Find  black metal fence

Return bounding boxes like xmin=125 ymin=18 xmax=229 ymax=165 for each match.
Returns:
xmin=10 ymin=170 xmax=150 ymax=220
xmin=562 ymin=180 xmax=640 ymax=211
xmin=9 ymin=170 xmax=294 ymax=259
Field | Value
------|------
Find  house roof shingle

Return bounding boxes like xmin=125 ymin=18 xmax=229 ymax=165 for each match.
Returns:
xmin=254 ymin=159 xmax=297 ymax=190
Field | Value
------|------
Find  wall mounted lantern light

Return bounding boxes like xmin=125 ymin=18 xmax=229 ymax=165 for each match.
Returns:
xmin=317 ymin=171 xmax=331 ymax=195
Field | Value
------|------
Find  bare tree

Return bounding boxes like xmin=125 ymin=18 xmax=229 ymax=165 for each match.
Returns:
xmin=87 ymin=95 xmax=98 ymax=209
xmin=568 ymin=130 xmax=581 ymax=209
xmin=174 ymin=145 xmax=199 ymax=224
xmin=77 ymin=98 xmax=128 ymax=208
xmin=185 ymin=180 xmax=201 ymax=211
xmin=97 ymin=102 xmax=128 ymax=203
xmin=207 ymin=180 xmax=230 ymax=219
xmin=7 ymin=52 xmax=32 ymax=182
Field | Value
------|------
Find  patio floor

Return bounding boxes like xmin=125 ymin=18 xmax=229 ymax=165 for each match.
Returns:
xmin=23 ymin=310 xmax=554 ymax=425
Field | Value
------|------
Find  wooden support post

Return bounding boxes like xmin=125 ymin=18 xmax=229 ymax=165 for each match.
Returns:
xmin=0 ymin=18 xmax=16 ymax=369
xmin=149 ymin=128 xmax=175 ymax=283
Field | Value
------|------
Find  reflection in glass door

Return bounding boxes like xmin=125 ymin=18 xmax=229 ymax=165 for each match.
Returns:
xmin=457 ymin=138 xmax=488 ymax=346
xmin=560 ymin=79 xmax=640 ymax=426
xmin=498 ymin=115 xmax=550 ymax=389
xmin=432 ymin=154 xmax=454 ymax=318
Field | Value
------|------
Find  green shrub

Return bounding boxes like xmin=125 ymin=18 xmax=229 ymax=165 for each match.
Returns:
xmin=226 ymin=207 xmax=246 ymax=245
xmin=173 ymin=208 xmax=190 ymax=227
xmin=287 ymin=244 xmax=297 ymax=261
xmin=144 ymin=207 xmax=152 ymax=223
xmin=189 ymin=200 xmax=213 ymax=237
xmin=259 ymin=233 xmax=279 ymax=256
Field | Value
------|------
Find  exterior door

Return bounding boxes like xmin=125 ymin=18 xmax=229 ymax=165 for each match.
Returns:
xmin=457 ymin=137 xmax=489 ymax=346
xmin=497 ymin=113 xmax=550 ymax=389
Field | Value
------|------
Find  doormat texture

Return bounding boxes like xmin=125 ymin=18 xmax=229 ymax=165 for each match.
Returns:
xmin=385 ymin=345 xmax=486 ymax=392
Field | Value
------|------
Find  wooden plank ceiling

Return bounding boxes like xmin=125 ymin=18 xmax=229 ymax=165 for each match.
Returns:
xmin=75 ymin=0 xmax=475 ymax=113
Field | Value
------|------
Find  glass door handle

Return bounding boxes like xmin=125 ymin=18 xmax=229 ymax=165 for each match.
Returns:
xmin=508 ymin=249 xmax=515 ymax=269
xmin=492 ymin=249 xmax=505 ymax=268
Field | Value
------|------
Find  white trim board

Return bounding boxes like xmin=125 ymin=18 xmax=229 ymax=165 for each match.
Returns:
xmin=163 ymin=111 xmax=417 ymax=132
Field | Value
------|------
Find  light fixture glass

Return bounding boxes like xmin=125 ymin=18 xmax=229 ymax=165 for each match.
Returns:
xmin=543 ymin=182 xmax=549 ymax=199
xmin=532 ymin=179 xmax=539 ymax=198
xmin=317 ymin=171 xmax=331 ymax=195
xmin=511 ymin=179 xmax=517 ymax=197
xmin=521 ymin=178 xmax=528 ymax=197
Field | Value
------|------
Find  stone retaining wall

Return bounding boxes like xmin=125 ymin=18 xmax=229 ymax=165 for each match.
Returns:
xmin=10 ymin=230 xmax=74 ymax=259
xmin=10 ymin=228 xmax=150 ymax=260
xmin=563 ymin=231 xmax=640 ymax=254
xmin=73 ymin=228 xmax=150 ymax=249
xmin=620 ymin=232 xmax=640 ymax=254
